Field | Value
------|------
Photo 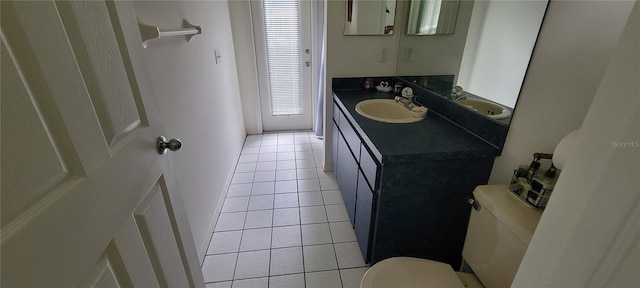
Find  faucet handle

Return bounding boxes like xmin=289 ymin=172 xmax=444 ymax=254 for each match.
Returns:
xmin=450 ymin=86 xmax=464 ymax=97
xmin=401 ymin=87 xmax=414 ymax=99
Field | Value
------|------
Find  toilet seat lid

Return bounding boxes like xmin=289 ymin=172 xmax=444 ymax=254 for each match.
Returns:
xmin=361 ymin=257 xmax=464 ymax=288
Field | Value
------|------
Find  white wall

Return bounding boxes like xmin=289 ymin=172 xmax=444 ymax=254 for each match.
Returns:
xmin=457 ymin=0 xmax=547 ymax=108
xmin=488 ymin=0 xmax=634 ymax=184
xmin=395 ymin=0 xmax=474 ymax=77
xmin=514 ymin=2 xmax=639 ymax=286
xmin=229 ymin=0 xmax=263 ymax=135
xmin=133 ymin=1 xmax=246 ymax=262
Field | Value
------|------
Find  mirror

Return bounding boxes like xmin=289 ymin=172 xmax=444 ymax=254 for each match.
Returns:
xmin=406 ymin=0 xmax=461 ymax=35
xmin=397 ymin=0 xmax=549 ymax=122
xmin=344 ymin=0 xmax=397 ymax=35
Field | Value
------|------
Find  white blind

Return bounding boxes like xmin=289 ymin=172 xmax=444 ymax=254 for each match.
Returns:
xmin=262 ymin=0 xmax=302 ymax=115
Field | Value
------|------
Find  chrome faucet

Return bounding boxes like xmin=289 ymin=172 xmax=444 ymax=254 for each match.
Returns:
xmin=395 ymin=95 xmax=413 ymax=106
xmin=449 ymin=86 xmax=467 ymax=102
xmin=395 ymin=87 xmax=415 ymax=108
xmin=451 ymin=94 xmax=467 ymax=102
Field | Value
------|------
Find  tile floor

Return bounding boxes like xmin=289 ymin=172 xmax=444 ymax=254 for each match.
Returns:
xmin=202 ymin=132 xmax=369 ymax=288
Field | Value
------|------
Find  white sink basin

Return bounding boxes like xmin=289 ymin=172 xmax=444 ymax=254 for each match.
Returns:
xmin=355 ymin=99 xmax=425 ymax=123
xmin=458 ymin=99 xmax=511 ymax=120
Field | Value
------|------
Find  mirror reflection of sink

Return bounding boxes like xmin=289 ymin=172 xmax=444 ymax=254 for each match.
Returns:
xmin=355 ymin=99 xmax=425 ymax=123
xmin=458 ymin=99 xmax=511 ymax=120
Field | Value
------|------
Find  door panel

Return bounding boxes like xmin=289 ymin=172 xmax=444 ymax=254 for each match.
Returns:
xmin=55 ymin=0 xmax=148 ymax=149
xmin=0 ymin=1 xmax=203 ymax=287
xmin=114 ymin=217 xmax=161 ymax=287
xmin=133 ymin=179 xmax=190 ymax=287
xmin=0 ymin=44 xmax=83 ymax=227
xmin=79 ymin=241 xmax=135 ymax=288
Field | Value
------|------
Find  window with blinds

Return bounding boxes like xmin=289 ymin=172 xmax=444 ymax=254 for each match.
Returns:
xmin=262 ymin=0 xmax=302 ymax=115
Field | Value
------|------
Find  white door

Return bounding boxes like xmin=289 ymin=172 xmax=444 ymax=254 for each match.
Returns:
xmin=252 ymin=0 xmax=314 ymax=131
xmin=1 ymin=1 xmax=204 ymax=287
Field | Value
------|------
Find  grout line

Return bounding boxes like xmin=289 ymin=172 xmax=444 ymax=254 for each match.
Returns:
xmin=324 ymin=188 xmax=345 ymax=288
xmin=204 ymin=264 xmax=365 ymax=285
xmin=294 ymin=154 xmax=308 ymax=288
xmin=266 ymin=195 xmax=274 ymax=285
xmin=228 ymin=137 xmax=252 ymax=280
xmin=231 ymin=210 xmax=248 ymax=282
xmin=325 ymin=205 xmax=345 ymax=288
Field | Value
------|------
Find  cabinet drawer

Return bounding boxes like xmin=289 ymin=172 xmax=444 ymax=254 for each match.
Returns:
xmin=338 ymin=112 xmax=361 ymax=159
xmin=360 ymin=145 xmax=379 ymax=190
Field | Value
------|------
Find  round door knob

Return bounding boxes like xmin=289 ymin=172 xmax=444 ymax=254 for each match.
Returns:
xmin=157 ymin=136 xmax=182 ymax=154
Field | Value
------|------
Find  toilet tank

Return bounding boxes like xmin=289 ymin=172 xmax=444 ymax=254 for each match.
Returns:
xmin=462 ymin=185 xmax=543 ymax=288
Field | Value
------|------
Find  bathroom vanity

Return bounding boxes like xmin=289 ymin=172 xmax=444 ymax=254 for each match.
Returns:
xmin=332 ymin=77 xmax=506 ymax=268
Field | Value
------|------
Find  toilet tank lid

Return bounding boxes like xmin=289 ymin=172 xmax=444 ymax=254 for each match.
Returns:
xmin=361 ymin=257 xmax=464 ymax=288
xmin=473 ymin=185 xmax=543 ymax=245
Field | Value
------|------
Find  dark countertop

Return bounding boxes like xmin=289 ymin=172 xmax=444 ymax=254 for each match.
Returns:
xmin=333 ymin=89 xmax=500 ymax=164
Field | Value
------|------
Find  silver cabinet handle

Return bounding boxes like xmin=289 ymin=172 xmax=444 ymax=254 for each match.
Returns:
xmin=157 ymin=136 xmax=182 ymax=154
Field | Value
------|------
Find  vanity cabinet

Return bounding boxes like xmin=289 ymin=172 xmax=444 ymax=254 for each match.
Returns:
xmin=332 ymin=92 xmax=497 ymax=268
xmin=332 ymin=104 xmax=378 ymax=262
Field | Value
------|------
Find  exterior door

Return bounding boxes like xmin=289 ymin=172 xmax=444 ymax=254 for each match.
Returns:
xmin=1 ymin=1 xmax=204 ymax=287
xmin=252 ymin=0 xmax=314 ymax=131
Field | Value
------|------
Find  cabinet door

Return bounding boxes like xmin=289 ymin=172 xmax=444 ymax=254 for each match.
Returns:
xmin=336 ymin=132 xmax=358 ymax=226
xmin=331 ymin=121 xmax=339 ymax=173
xmin=360 ymin=145 xmax=379 ymax=190
xmin=355 ymin=171 xmax=375 ymax=262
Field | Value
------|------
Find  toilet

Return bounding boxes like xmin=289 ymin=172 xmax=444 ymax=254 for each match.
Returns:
xmin=361 ymin=185 xmax=543 ymax=288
